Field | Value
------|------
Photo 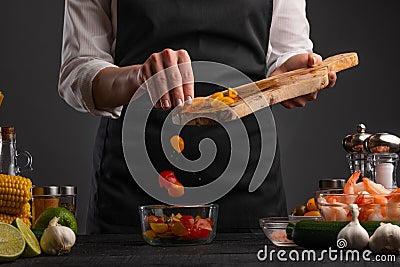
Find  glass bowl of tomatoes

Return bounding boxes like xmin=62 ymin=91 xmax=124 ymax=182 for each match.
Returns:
xmin=139 ymin=204 xmax=218 ymax=246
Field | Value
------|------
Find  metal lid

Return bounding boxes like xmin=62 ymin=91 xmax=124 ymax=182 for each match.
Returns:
xmin=364 ymin=133 xmax=400 ymax=154
xmin=342 ymin=123 xmax=371 ymax=153
xmin=319 ymin=179 xmax=345 ymax=190
xmin=60 ymin=185 xmax=77 ymax=196
xmin=32 ymin=186 xmax=60 ymax=196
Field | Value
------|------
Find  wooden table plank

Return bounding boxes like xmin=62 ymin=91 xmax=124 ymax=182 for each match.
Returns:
xmin=6 ymin=233 xmax=399 ymax=266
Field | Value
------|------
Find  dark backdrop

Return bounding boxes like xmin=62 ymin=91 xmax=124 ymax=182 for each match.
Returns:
xmin=1 ymin=1 xmax=399 ymax=234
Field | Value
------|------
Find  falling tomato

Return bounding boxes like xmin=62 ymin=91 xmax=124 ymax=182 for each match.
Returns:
xmin=170 ymin=135 xmax=184 ymax=153
xmin=158 ymin=170 xmax=184 ymax=198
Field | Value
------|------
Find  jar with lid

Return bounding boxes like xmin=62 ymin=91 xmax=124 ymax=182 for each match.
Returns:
xmin=31 ymin=186 xmax=60 ymax=226
xmin=60 ymin=185 xmax=77 ymax=217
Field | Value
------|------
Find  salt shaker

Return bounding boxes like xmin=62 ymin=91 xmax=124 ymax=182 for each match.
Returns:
xmin=365 ymin=133 xmax=400 ymax=189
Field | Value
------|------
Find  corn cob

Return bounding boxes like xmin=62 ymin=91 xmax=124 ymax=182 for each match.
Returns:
xmin=0 ymin=213 xmax=31 ymax=228
xmin=0 ymin=174 xmax=32 ymax=220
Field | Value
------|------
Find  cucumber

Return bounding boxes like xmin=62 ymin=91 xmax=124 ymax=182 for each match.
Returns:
xmin=291 ymin=220 xmax=400 ymax=249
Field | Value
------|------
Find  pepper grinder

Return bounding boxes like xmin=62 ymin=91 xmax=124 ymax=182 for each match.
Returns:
xmin=364 ymin=133 xmax=400 ymax=189
xmin=342 ymin=123 xmax=372 ymax=179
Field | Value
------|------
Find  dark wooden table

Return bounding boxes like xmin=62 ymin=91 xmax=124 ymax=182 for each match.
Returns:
xmin=5 ymin=233 xmax=399 ymax=266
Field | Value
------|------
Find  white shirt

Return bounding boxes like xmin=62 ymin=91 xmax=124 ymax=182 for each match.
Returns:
xmin=59 ymin=0 xmax=313 ymax=119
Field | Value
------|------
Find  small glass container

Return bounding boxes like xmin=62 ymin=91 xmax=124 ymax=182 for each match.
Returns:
xmin=60 ymin=185 xmax=77 ymax=217
xmin=32 ymin=186 xmax=60 ymax=226
xmin=367 ymin=153 xmax=399 ymax=189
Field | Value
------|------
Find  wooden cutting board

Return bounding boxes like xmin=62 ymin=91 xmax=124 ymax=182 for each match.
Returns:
xmin=172 ymin=52 xmax=358 ymax=125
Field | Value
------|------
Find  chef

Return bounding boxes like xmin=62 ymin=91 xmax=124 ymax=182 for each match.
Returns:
xmin=59 ymin=0 xmax=337 ymax=233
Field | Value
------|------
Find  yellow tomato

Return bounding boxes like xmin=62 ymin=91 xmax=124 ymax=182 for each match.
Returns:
xmin=306 ymin=197 xmax=318 ymax=211
xmin=228 ymin=87 xmax=238 ymax=99
xmin=150 ymin=223 xmax=169 ymax=234
xmin=210 ymin=92 xmax=224 ymax=99
xmin=170 ymin=135 xmax=184 ymax=153
xmin=304 ymin=211 xmax=320 ymax=216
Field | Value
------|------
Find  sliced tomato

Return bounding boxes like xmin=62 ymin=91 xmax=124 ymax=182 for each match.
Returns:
xmin=180 ymin=215 xmax=195 ymax=230
xmin=148 ymin=215 xmax=163 ymax=223
xmin=195 ymin=218 xmax=212 ymax=231
xmin=167 ymin=182 xmax=184 ymax=198
xmin=186 ymin=218 xmax=212 ymax=239
xmin=158 ymin=170 xmax=178 ymax=189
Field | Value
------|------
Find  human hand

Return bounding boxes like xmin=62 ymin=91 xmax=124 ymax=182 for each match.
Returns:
xmin=270 ymin=53 xmax=337 ymax=109
xmin=136 ymin=48 xmax=194 ymax=110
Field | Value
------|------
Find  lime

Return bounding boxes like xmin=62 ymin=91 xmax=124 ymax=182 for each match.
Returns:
xmin=0 ymin=222 xmax=25 ymax=263
xmin=12 ymin=218 xmax=41 ymax=257
xmin=33 ymin=207 xmax=78 ymax=234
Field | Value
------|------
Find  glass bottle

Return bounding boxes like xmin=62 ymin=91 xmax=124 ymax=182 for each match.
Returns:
xmin=0 ymin=126 xmax=33 ymax=175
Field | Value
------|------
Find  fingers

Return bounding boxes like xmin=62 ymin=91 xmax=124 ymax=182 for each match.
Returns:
xmin=138 ymin=48 xmax=194 ymax=110
xmin=307 ymin=53 xmax=323 ymax=67
xmin=327 ymin=71 xmax=337 ymax=88
xmin=281 ymin=92 xmax=318 ymax=109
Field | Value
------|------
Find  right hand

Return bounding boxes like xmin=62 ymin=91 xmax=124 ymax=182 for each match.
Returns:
xmin=137 ymin=48 xmax=194 ymax=110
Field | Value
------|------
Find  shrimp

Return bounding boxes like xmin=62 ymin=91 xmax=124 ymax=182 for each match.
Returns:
xmin=362 ymin=177 xmax=391 ymax=195
xmin=344 ymin=171 xmax=361 ymax=194
xmin=387 ymin=191 xmax=400 ymax=220
xmin=320 ymin=206 xmax=348 ymax=221
xmin=366 ymin=207 xmax=385 ymax=221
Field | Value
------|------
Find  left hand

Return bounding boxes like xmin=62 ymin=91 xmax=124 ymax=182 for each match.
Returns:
xmin=270 ymin=53 xmax=337 ymax=109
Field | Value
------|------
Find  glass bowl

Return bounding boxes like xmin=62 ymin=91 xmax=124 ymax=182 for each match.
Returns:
xmin=315 ymin=190 xmax=400 ymax=222
xmin=139 ymin=204 xmax=218 ymax=246
xmin=259 ymin=217 xmax=301 ymax=247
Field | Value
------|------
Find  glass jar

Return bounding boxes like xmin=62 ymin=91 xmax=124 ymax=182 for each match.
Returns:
xmin=31 ymin=186 xmax=60 ymax=226
xmin=367 ymin=153 xmax=399 ymax=189
xmin=346 ymin=152 xmax=371 ymax=179
xmin=59 ymin=185 xmax=77 ymax=217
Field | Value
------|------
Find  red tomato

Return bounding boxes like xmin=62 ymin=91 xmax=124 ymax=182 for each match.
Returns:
xmin=186 ymin=218 xmax=212 ymax=239
xmin=181 ymin=215 xmax=195 ymax=229
xmin=195 ymin=218 xmax=212 ymax=231
xmin=158 ymin=170 xmax=178 ymax=189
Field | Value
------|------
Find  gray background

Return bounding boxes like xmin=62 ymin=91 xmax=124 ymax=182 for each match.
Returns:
xmin=0 ymin=1 xmax=399 ymax=234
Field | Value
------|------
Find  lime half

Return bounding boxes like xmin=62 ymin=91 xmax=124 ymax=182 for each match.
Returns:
xmin=12 ymin=218 xmax=41 ymax=257
xmin=0 ymin=222 xmax=25 ymax=263
xmin=33 ymin=207 xmax=78 ymax=234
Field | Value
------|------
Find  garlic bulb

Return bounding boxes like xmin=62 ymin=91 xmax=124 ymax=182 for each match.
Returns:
xmin=369 ymin=223 xmax=400 ymax=253
xmin=337 ymin=204 xmax=369 ymax=249
xmin=40 ymin=217 xmax=76 ymax=255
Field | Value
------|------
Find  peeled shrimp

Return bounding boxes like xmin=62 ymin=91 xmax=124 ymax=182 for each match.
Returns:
xmin=387 ymin=190 xmax=400 ymax=220
xmin=366 ymin=207 xmax=385 ymax=221
xmin=344 ymin=171 xmax=361 ymax=194
xmin=320 ymin=206 xmax=348 ymax=221
xmin=362 ymin=178 xmax=392 ymax=195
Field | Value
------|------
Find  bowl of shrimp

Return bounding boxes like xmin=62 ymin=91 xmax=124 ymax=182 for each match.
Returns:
xmin=316 ymin=171 xmax=400 ymax=222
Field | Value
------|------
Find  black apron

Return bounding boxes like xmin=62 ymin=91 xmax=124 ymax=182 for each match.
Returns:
xmin=87 ymin=0 xmax=287 ymax=234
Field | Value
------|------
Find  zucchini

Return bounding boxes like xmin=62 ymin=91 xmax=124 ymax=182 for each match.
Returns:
xmin=291 ymin=220 xmax=400 ymax=249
